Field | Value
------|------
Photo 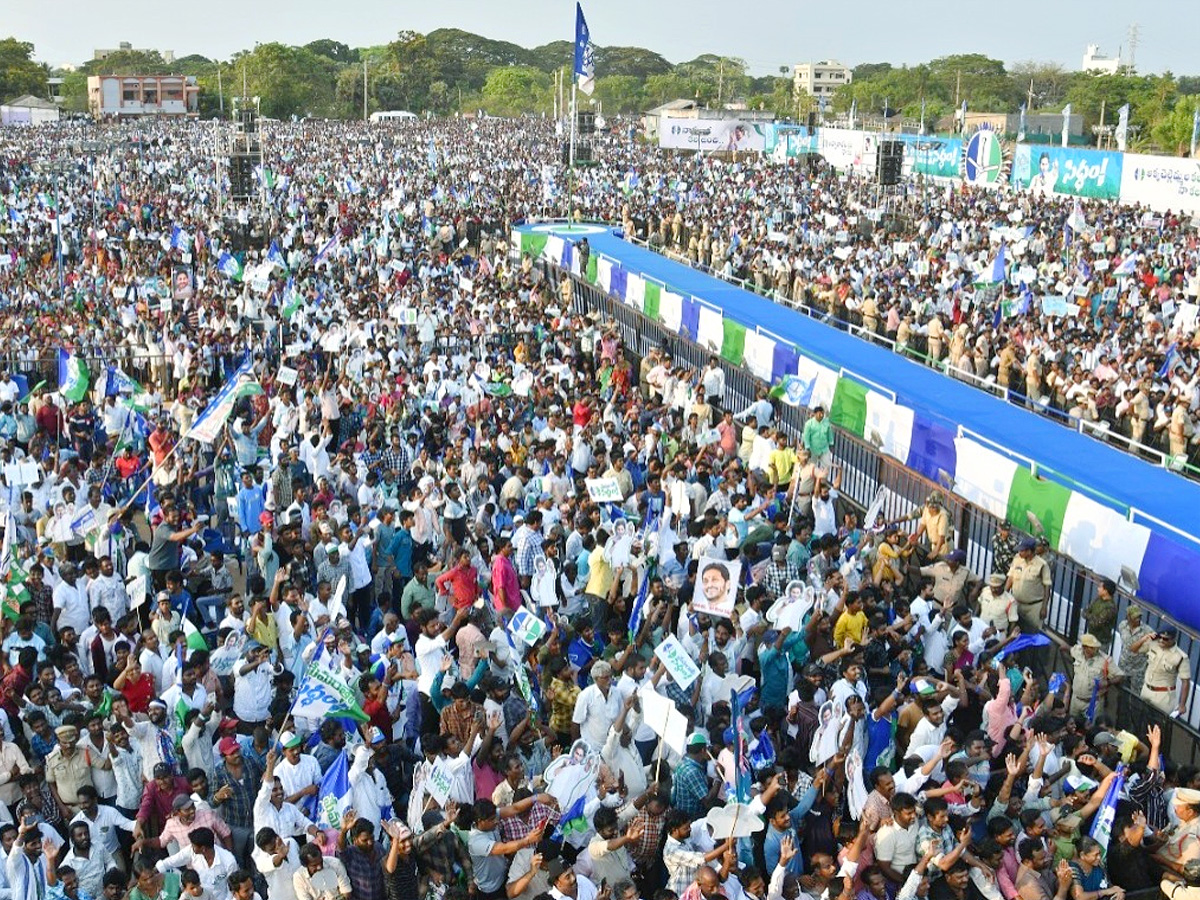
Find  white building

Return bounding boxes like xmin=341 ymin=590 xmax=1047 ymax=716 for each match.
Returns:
xmin=0 ymin=95 xmax=60 ymax=125
xmin=87 ymin=75 xmax=198 ymax=118
xmin=793 ymin=60 xmax=852 ymax=99
xmin=1082 ymin=44 xmax=1121 ymax=75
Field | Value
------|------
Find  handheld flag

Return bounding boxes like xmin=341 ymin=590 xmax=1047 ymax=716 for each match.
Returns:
xmin=316 ymin=749 xmax=353 ymax=826
xmin=292 ymin=663 xmax=370 ymax=724
xmin=57 ymin=350 xmax=90 ymax=403
xmin=1192 ymin=108 xmax=1200 ymax=159
xmin=170 ymin=225 xmax=191 ymax=253
xmin=186 ymin=355 xmax=260 ymax=444
xmin=994 ymin=633 xmax=1051 ymax=659
xmin=1158 ymin=343 xmax=1179 ymax=380
xmin=266 ymin=241 xmax=289 ymax=272
xmin=183 ymin=619 xmax=208 ymax=653
xmin=574 ymin=4 xmax=595 ymax=96
xmin=552 ymin=795 xmax=589 ymax=840
xmin=749 ymin=727 xmax=776 ymax=771
xmin=730 ymin=689 xmax=752 ymax=803
xmin=1089 ymin=763 xmax=1126 ymax=856
xmin=216 ymin=252 xmax=244 ymax=282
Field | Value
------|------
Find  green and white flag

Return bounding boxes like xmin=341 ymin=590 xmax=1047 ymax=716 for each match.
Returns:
xmin=293 ymin=663 xmax=370 ymax=723
xmin=216 ymin=252 xmax=244 ymax=282
xmin=57 ymin=350 xmax=90 ymax=403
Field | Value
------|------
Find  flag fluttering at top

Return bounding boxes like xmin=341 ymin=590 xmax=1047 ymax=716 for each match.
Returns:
xmin=574 ymin=4 xmax=595 ymax=96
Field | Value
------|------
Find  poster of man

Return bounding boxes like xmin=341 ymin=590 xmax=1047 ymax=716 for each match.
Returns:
xmin=172 ymin=264 xmax=194 ymax=300
xmin=694 ymin=556 xmax=741 ymax=618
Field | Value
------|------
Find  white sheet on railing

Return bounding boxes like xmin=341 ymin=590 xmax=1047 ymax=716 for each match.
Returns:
xmin=1058 ymin=492 xmax=1151 ymax=584
xmin=865 ymin=391 xmax=915 ymax=463
xmin=697 ymin=306 xmax=723 ymax=354
xmin=597 ymin=258 xmax=613 ymax=293
xmin=660 ymin=290 xmax=683 ymax=333
xmin=952 ymin=437 xmax=1018 ymax=519
xmin=743 ymin=331 xmax=776 ymax=383
xmin=626 ymin=274 xmax=645 ymax=312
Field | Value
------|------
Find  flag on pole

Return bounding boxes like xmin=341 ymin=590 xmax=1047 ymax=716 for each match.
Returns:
xmin=1017 ymin=104 xmax=1027 ymax=143
xmin=749 ymin=727 xmax=776 ymax=771
xmin=185 ymin=355 xmax=259 ymax=444
xmin=216 ymin=252 xmax=244 ymax=282
xmin=106 ymin=365 xmax=142 ymax=398
xmin=574 ymin=3 xmax=595 ymax=96
xmin=1066 ymin=200 xmax=1089 ymax=237
xmin=730 ymin=689 xmax=752 ymax=803
xmin=1085 ymin=677 xmax=1100 ymax=725
xmin=183 ymin=618 xmax=208 ymax=653
xmin=1192 ymin=108 xmax=1200 ymax=158
xmin=0 ymin=509 xmax=25 ymax=621
xmin=1089 ymin=763 xmax=1126 ymax=857
xmin=1061 ymin=104 xmax=1072 ymax=147
xmin=314 ymin=232 xmax=341 ymax=265
xmin=57 ymin=350 xmax=90 ymax=403
xmin=281 ymin=279 xmax=302 ymax=320
xmin=316 ymin=749 xmax=354 ymax=827
xmin=1115 ymin=104 xmax=1130 ymax=152
xmin=292 ymin=663 xmax=370 ymax=723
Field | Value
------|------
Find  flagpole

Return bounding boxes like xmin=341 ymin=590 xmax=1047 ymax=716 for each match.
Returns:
xmin=568 ymin=79 xmax=577 ymax=227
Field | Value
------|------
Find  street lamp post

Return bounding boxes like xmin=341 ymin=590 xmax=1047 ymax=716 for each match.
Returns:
xmin=35 ymin=160 xmax=68 ymax=304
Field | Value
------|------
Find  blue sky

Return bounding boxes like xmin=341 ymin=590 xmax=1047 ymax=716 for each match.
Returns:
xmin=10 ymin=0 xmax=1186 ymax=77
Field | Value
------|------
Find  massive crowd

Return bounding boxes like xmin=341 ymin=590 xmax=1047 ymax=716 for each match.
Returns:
xmin=0 ymin=114 xmax=1193 ymax=900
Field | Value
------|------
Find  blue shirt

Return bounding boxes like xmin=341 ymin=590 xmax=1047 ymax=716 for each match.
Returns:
xmin=387 ymin=528 xmax=414 ymax=578
xmin=758 ymin=633 xmax=804 ymax=711
xmin=236 ymin=483 xmax=265 ymax=534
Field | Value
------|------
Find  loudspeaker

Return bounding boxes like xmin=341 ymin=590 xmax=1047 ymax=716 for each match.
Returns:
xmin=877 ymin=140 xmax=904 ymax=185
xmin=576 ymin=111 xmax=595 ymax=135
xmin=229 ymin=153 xmax=257 ymax=200
xmin=561 ymin=143 xmax=595 ymax=165
xmin=807 ymin=111 xmax=817 ymax=135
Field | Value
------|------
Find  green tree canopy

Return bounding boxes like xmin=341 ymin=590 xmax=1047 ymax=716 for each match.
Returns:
xmin=0 ymin=37 xmax=46 ymax=101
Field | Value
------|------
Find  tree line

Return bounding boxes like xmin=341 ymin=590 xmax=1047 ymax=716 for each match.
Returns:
xmin=2 ymin=32 xmax=1198 ymax=154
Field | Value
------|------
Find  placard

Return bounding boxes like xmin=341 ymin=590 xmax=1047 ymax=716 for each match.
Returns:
xmin=508 ymin=608 xmax=547 ymax=646
xmin=693 ymin=557 xmax=741 ymax=619
xmin=654 ymin=635 xmax=701 ymax=690
xmin=639 ymin=686 xmax=689 ymax=757
xmin=585 ymin=477 xmax=623 ymax=503
xmin=276 ymin=365 xmax=298 ymax=386
xmin=426 ymin=759 xmax=454 ymax=806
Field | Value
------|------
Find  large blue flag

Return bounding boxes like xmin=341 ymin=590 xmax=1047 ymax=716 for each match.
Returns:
xmin=1158 ymin=343 xmax=1179 ymax=380
xmin=994 ymin=632 xmax=1051 ymax=659
xmin=574 ymin=4 xmax=595 ymax=95
xmin=730 ymin=689 xmax=752 ymax=803
xmin=749 ymin=727 xmax=776 ymax=771
xmin=552 ymin=795 xmax=588 ymax=840
xmin=315 ymin=749 xmax=352 ymax=825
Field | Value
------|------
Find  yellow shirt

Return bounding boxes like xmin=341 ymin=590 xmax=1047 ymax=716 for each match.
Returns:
xmin=249 ymin=611 xmax=279 ymax=650
xmin=833 ymin=609 xmax=868 ymax=647
xmin=585 ymin=546 xmax=614 ymax=599
xmin=769 ymin=447 xmax=797 ymax=487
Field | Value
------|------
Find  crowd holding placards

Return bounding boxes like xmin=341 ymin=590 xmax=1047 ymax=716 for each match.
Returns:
xmin=0 ymin=115 xmax=1195 ymax=900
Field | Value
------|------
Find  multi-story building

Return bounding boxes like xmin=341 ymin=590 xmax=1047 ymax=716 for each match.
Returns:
xmin=793 ymin=60 xmax=852 ymax=99
xmin=87 ymin=74 xmax=199 ymax=118
xmin=93 ymin=42 xmax=175 ymax=64
xmin=1082 ymin=44 xmax=1121 ymax=75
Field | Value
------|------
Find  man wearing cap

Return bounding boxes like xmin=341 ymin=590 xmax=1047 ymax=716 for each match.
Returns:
xmin=1007 ymin=539 xmax=1052 ymax=634
xmin=213 ymin=736 xmax=264 ymax=865
xmin=1131 ymin=628 xmax=1191 ymax=717
xmin=1081 ymin=580 xmax=1119 ymax=648
xmin=920 ymin=550 xmax=980 ymax=609
xmin=1156 ymin=787 xmax=1200 ymax=874
xmin=1118 ymin=606 xmax=1154 ymax=694
xmin=910 ymin=493 xmax=951 ymax=560
xmin=44 ymin=724 xmax=93 ymax=818
xmin=276 ymin=730 xmax=322 ymax=812
xmin=992 ymin=521 xmax=1020 ymax=576
xmin=140 ymin=791 xmax=233 ymax=856
xmin=671 ymin=732 xmax=717 ymax=817
xmin=979 ymin=573 xmax=1019 ymax=635
xmin=1069 ymin=633 xmax=1124 ymax=718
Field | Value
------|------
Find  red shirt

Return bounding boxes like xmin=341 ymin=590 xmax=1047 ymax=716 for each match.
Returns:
xmin=120 ymin=672 xmax=155 ymax=713
xmin=362 ymin=697 xmax=392 ymax=738
xmin=435 ymin=563 xmax=480 ymax=610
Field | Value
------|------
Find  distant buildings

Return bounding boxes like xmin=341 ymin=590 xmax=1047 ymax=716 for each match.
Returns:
xmin=1082 ymin=44 xmax=1121 ymax=75
xmin=93 ymin=41 xmax=175 ymax=64
xmin=0 ymin=95 xmax=60 ymax=125
xmin=793 ymin=60 xmax=852 ymax=99
xmin=87 ymin=75 xmax=199 ymax=118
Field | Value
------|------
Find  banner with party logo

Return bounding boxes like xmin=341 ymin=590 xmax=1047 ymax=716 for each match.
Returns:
xmin=659 ymin=118 xmax=768 ymax=152
xmin=895 ymin=134 xmax=963 ymax=180
xmin=1118 ymin=154 xmax=1200 ymax=217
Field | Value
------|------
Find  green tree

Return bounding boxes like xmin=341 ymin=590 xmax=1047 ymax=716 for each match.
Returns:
xmin=305 ymin=40 xmax=357 ymax=64
xmin=1151 ymin=95 xmax=1200 ymax=154
xmin=84 ymin=49 xmax=171 ymax=75
xmin=480 ymin=66 xmax=550 ymax=116
xmin=595 ymin=46 xmax=672 ymax=79
xmin=227 ymin=43 xmax=341 ymax=119
xmin=56 ymin=69 xmax=88 ymax=113
xmin=1008 ymin=61 xmax=1073 ymax=110
xmin=593 ymin=75 xmax=643 ymax=113
xmin=0 ymin=37 xmax=47 ymax=100
xmin=642 ymin=72 xmax=697 ymax=108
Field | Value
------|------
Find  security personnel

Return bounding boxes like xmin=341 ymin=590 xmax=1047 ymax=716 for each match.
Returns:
xmin=1132 ymin=627 xmax=1191 ymax=717
xmin=1157 ymin=789 xmax=1200 ymax=875
xmin=1068 ymin=633 xmax=1123 ymax=718
xmin=1007 ymin=538 xmax=1052 ymax=634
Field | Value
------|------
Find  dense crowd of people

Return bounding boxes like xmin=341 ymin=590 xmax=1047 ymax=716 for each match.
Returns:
xmin=0 ymin=114 xmax=1194 ymax=900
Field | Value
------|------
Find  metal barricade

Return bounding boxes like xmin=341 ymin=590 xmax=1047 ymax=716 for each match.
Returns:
xmin=547 ymin=257 xmax=1200 ymax=750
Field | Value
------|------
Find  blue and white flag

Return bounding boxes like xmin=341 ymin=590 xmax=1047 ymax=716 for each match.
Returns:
xmin=216 ymin=252 xmax=244 ymax=282
xmin=145 ymin=481 xmax=161 ymax=520
xmin=574 ymin=3 xmax=595 ymax=96
xmin=748 ymin=727 xmax=776 ymax=771
xmin=1190 ymin=107 xmax=1200 ymax=158
xmin=552 ymin=795 xmax=589 ymax=840
xmin=1085 ymin=677 xmax=1100 ymax=725
xmin=342 ymin=175 xmax=362 ymax=196
xmin=427 ymin=138 xmax=439 ymax=172
xmin=314 ymin=232 xmax=341 ymax=265
xmin=1115 ymin=104 xmax=1130 ymax=152
xmin=979 ymin=242 xmax=1006 ymax=284
xmin=170 ymin=225 xmax=191 ymax=253
xmin=1089 ymin=763 xmax=1126 ymax=857
xmin=266 ymin=241 xmax=288 ymax=272
xmin=1017 ymin=103 xmax=1027 ymax=142
xmin=105 ymin=365 xmax=140 ymax=397
xmin=1061 ymin=104 xmax=1072 ymax=148
xmin=186 ymin=354 xmax=257 ymax=444
xmin=1114 ymin=255 xmax=1138 ymax=277
xmin=316 ymin=749 xmax=353 ymax=825
xmin=1066 ymin=199 xmax=1088 ymax=236
xmin=1158 ymin=343 xmax=1179 ymax=380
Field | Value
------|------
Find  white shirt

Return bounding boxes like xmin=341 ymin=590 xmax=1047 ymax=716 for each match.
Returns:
xmin=414 ymin=633 xmax=448 ymax=696
xmin=253 ymin=782 xmax=314 ymax=839
xmin=53 ymin=579 xmax=91 ymax=634
xmin=157 ymin=844 xmax=239 ymax=900
xmin=253 ymin=837 xmax=301 ymax=900
xmin=233 ymin=660 xmax=273 ymax=722
xmin=6 ymin=846 xmax=49 ymax=900
xmin=572 ymin=684 xmax=619 ymax=750
xmin=276 ymin=753 xmax=322 ymax=803
xmin=71 ymin=801 xmax=136 ymax=855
